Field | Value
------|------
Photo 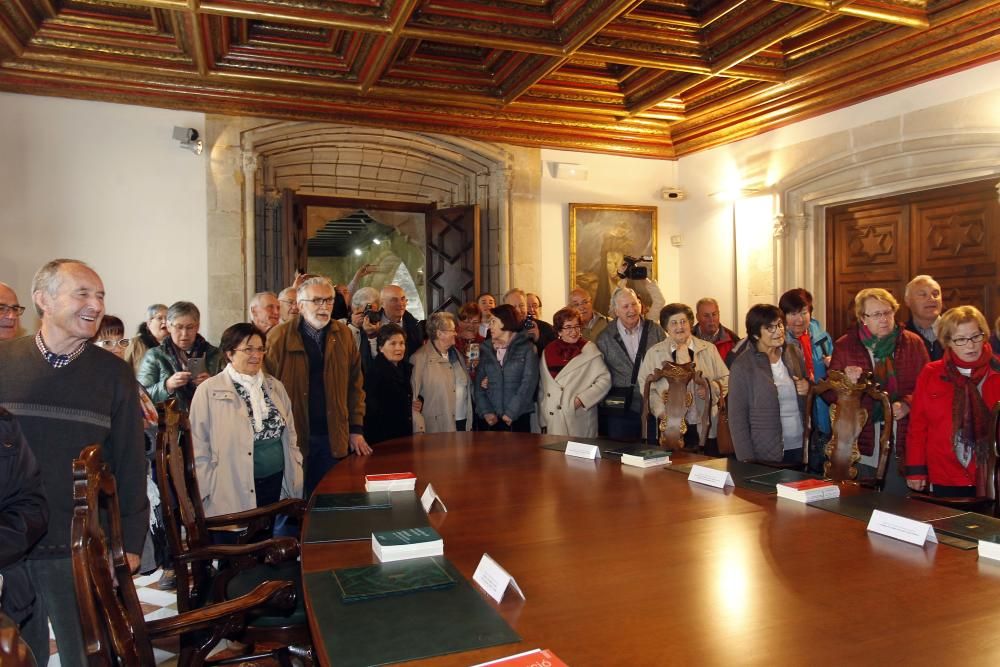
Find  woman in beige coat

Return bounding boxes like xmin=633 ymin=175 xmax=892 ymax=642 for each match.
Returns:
xmin=538 ymin=307 xmax=612 ymax=438
xmin=411 ymin=312 xmax=473 ymax=433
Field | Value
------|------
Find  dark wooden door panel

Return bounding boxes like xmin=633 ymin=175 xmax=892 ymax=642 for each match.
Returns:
xmin=425 ymin=205 xmax=480 ymax=315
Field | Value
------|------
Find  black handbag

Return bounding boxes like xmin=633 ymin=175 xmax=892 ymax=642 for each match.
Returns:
xmin=598 ymin=321 xmax=651 ymax=416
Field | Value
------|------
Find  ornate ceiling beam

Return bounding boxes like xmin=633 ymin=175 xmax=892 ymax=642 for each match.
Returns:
xmin=623 ymin=72 xmax=705 ymax=117
xmin=773 ymin=0 xmax=930 ymax=28
xmin=357 ymin=0 xmax=419 ymax=93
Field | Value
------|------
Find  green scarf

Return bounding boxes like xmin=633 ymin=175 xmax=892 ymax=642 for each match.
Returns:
xmin=859 ymin=324 xmax=899 ymax=422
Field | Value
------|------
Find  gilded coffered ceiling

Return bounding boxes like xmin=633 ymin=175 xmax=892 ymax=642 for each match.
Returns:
xmin=0 ymin=0 xmax=997 ymax=158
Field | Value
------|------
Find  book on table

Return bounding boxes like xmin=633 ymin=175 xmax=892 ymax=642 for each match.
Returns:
xmin=775 ymin=478 xmax=840 ymax=503
xmin=332 ymin=556 xmax=456 ymax=603
xmin=312 ymin=491 xmax=391 ymax=511
xmin=620 ymin=448 xmax=671 ymax=468
xmin=472 ymin=648 xmax=569 ymax=666
xmin=365 ymin=472 xmax=417 ymax=492
xmin=373 ymin=526 xmax=443 ymax=562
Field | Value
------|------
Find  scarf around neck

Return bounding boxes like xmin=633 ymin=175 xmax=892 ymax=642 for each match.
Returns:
xmin=545 ymin=338 xmax=585 ymax=378
xmin=226 ymin=363 xmax=267 ymax=432
xmin=943 ymin=343 xmax=992 ymax=470
xmin=859 ymin=323 xmax=899 ymax=420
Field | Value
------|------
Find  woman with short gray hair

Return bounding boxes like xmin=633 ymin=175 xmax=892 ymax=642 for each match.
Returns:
xmin=411 ymin=311 xmax=472 ymax=433
xmin=125 ymin=303 xmax=168 ymax=375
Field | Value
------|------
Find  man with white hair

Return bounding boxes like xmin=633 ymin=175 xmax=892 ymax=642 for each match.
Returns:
xmin=0 ymin=282 xmax=24 ymax=341
xmin=594 ymin=287 xmax=666 ymax=439
xmin=380 ymin=284 xmax=424 ymax=360
xmin=568 ymin=287 xmax=608 ymax=341
xmin=348 ymin=286 xmax=381 ymax=370
xmin=904 ymin=274 xmax=944 ymax=360
xmin=249 ymin=291 xmax=281 ymax=334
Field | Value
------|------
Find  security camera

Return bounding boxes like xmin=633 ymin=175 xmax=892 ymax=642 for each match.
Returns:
xmin=172 ymin=126 xmax=199 ymax=142
xmin=661 ymin=188 xmax=686 ymax=200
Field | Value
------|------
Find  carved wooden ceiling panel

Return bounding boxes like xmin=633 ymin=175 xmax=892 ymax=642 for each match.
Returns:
xmin=1 ymin=0 xmax=997 ymax=158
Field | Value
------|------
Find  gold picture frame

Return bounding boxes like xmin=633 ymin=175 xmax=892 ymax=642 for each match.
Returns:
xmin=569 ymin=203 xmax=657 ymax=313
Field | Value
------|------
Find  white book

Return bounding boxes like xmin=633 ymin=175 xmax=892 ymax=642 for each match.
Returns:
xmin=372 ymin=526 xmax=443 ymax=563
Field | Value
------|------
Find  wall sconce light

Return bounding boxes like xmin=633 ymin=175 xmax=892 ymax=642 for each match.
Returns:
xmin=549 ymin=162 xmax=588 ymax=181
xmin=172 ymin=126 xmax=203 ymax=155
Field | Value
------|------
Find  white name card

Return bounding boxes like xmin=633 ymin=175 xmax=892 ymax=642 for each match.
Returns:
xmin=867 ymin=509 xmax=937 ymax=546
xmin=420 ymin=483 xmax=448 ymax=513
xmin=473 ymin=553 xmax=525 ymax=604
xmin=687 ymin=464 xmax=734 ymax=489
xmin=564 ymin=441 xmax=601 ymax=459
xmin=978 ymin=540 xmax=1000 ymax=561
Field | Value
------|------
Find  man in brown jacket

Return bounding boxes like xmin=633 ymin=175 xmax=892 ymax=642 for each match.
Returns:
xmin=266 ymin=276 xmax=370 ymax=498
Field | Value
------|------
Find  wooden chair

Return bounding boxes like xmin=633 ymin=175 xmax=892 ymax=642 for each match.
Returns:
xmin=805 ymin=369 xmax=892 ymax=486
xmin=71 ymin=445 xmax=296 ymax=666
xmin=641 ymin=360 xmax=710 ymax=451
xmin=0 ymin=611 xmax=35 ymax=667
xmin=909 ymin=404 xmax=1000 ymax=516
xmin=155 ymin=402 xmax=312 ymax=662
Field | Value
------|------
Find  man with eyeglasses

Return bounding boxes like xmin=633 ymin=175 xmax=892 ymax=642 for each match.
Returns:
xmin=568 ymin=287 xmax=609 ymax=341
xmin=0 ymin=282 xmax=24 ymax=341
xmin=903 ymin=274 xmax=944 ymax=361
xmin=278 ymin=286 xmax=299 ymax=323
xmin=266 ymin=276 xmax=370 ymax=499
xmin=0 ymin=259 xmax=148 ymax=666
xmin=380 ymin=284 xmax=424 ymax=361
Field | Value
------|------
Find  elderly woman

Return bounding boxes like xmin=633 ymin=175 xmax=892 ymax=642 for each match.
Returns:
xmin=906 ymin=306 xmax=1000 ymax=497
xmin=363 ymin=323 xmax=415 ymax=444
xmin=538 ymin=307 xmax=611 ymax=437
xmin=125 ymin=304 xmax=168 ymax=375
xmin=475 ymin=304 xmax=539 ymax=432
xmin=455 ymin=301 xmax=485 ymax=371
xmin=728 ymin=304 xmax=810 ymax=464
xmin=829 ymin=288 xmax=928 ymax=492
xmin=638 ymin=303 xmax=729 ymax=452
xmin=190 ymin=323 xmax=303 ymax=518
xmin=138 ymin=301 xmax=222 ymax=412
xmin=411 ymin=312 xmax=472 ymax=433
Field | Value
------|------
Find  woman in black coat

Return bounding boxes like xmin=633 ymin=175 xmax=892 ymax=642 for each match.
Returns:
xmin=363 ymin=323 xmax=416 ymax=444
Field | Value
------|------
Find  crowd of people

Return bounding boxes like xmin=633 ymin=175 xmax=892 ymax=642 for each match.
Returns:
xmin=1 ymin=259 xmax=999 ymax=665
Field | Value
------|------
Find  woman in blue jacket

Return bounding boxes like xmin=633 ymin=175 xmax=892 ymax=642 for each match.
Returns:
xmin=474 ymin=304 xmax=539 ymax=432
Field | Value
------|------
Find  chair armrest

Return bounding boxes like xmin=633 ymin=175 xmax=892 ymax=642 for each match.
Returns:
xmin=173 ymin=536 xmax=299 ymax=566
xmin=146 ymin=580 xmax=295 ymax=638
xmin=203 ymin=499 xmax=306 ymax=528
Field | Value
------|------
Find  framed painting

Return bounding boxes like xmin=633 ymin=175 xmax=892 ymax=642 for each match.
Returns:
xmin=569 ymin=203 xmax=657 ymax=313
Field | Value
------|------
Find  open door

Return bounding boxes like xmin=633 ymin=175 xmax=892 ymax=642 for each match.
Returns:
xmin=254 ymin=188 xmax=307 ymax=292
xmin=425 ymin=205 xmax=480 ymax=315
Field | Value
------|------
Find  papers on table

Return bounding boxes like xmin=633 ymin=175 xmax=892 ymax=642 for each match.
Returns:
xmin=564 ymin=441 xmax=601 ymax=459
xmin=867 ymin=509 xmax=937 ymax=546
xmin=420 ymin=483 xmax=448 ymax=513
xmin=687 ymin=464 xmax=734 ymax=489
xmin=473 ymin=553 xmax=525 ymax=604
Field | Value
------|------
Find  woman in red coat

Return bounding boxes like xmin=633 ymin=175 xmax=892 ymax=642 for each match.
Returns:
xmin=906 ymin=306 xmax=1000 ymax=497
xmin=828 ymin=288 xmax=929 ymax=492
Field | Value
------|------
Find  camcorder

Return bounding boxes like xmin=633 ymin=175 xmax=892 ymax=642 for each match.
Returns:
xmin=363 ymin=303 xmax=382 ymax=325
xmin=618 ymin=255 xmax=653 ymax=280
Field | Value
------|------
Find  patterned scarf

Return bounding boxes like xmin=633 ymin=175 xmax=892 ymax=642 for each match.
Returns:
xmin=544 ymin=338 xmax=585 ymax=378
xmin=859 ymin=323 xmax=899 ymax=422
xmin=943 ymin=343 xmax=992 ymax=470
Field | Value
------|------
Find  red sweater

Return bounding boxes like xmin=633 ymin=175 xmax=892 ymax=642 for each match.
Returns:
xmin=827 ymin=325 xmax=929 ymax=458
xmin=905 ymin=358 xmax=1000 ymax=487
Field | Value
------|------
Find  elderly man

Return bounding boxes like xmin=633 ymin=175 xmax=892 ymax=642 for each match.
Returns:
xmin=692 ymin=297 xmax=740 ymax=361
xmin=380 ymin=284 xmax=424 ymax=360
xmin=0 ymin=282 xmax=24 ymax=341
xmin=594 ymin=287 xmax=666 ymax=439
xmin=504 ymin=288 xmax=555 ymax=355
xmin=568 ymin=287 xmax=609 ymax=341
xmin=904 ymin=274 xmax=944 ymax=360
xmin=348 ymin=286 xmax=381 ymax=370
xmin=266 ymin=276 xmax=370 ymax=498
xmin=249 ymin=291 xmax=281 ymax=334
xmin=278 ymin=286 xmax=299 ymax=323
xmin=0 ymin=259 xmax=148 ymax=666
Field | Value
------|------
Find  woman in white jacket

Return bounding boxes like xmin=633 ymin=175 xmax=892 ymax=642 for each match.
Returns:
xmin=190 ymin=322 xmax=303 ymax=518
xmin=539 ymin=307 xmax=612 ymax=437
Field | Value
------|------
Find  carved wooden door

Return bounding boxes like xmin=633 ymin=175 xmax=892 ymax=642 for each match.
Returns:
xmin=254 ymin=188 xmax=306 ymax=292
xmin=826 ymin=179 xmax=1000 ymax=338
xmin=425 ymin=205 xmax=480 ymax=315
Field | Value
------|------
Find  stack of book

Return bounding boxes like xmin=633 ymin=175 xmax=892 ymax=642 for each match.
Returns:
xmin=473 ymin=648 xmax=569 ymax=666
xmin=372 ymin=526 xmax=444 ymax=562
xmin=365 ymin=472 xmax=417 ymax=492
xmin=775 ymin=478 xmax=840 ymax=503
xmin=620 ymin=448 xmax=671 ymax=468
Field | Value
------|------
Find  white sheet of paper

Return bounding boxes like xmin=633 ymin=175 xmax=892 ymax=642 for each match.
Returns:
xmin=687 ymin=464 xmax=734 ymax=489
xmin=978 ymin=540 xmax=1000 ymax=561
xmin=867 ymin=509 xmax=937 ymax=546
xmin=420 ymin=483 xmax=448 ymax=513
xmin=565 ymin=441 xmax=601 ymax=459
xmin=473 ymin=553 xmax=525 ymax=604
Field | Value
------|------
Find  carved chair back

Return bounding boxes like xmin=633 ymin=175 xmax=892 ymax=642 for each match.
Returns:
xmin=641 ymin=360 xmax=710 ymax=450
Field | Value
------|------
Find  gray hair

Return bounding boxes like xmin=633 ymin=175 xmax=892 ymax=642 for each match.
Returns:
xmin=249 ymin=291 xmax=277 ymax=317
xmin=145 ymin=303 xmax=167 ymax=320
xmin=31 ymin=258 xmax=93 ymax=317
xmin=279 ymin=286 xmax=297 ymax=301
xmin=166 ymin=301 xmax=200 ymax=323
xmin=352 ymin=286 xmax=380 ymax=310
xmin=609 ymin=287 xmax=639 ymax=317
xmin=296 ymin=276 xmax=334 ymax=301
xmin=904 ymin=274 xmax=940 ymax=301
xmin=426 ymin=311 xmax=457 ymax=340
xmin=695 ymin=297 xmax=719 ymax=311
xmin=503 ymin=288 xmax=526 ymax=302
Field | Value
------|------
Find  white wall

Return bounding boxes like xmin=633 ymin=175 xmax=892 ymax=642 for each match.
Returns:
xmin=538 ymin=150 xmax=680 ymax=318
xmin=0 ymin=93 xmax=209 ymax=335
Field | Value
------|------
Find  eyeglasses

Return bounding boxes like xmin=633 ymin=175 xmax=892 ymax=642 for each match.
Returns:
xmin=0 ymin=304 xmax=25 ymax=317
xmin=764 ymin=323 xmax=785 ymax=333
xmin=279 ymin=298 xmax=295 ymax=305
xmin=95 ymin=338 xmax=129 ymax=349
xmin=950 ymin=332 xmax=985 ymax=348
xmin=299 ymin=297 xmax=334 ymax=307
xmin=863 ymin=310 xmax=894 ymax=321
xmin=561 ymin=325 xmax=582 ymax=332
xmin=234 ymin=345 xmax=267 ymax=355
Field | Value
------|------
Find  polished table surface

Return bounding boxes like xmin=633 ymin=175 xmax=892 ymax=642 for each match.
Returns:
xmin=302 ymin=432 xmax=1000 ymax=666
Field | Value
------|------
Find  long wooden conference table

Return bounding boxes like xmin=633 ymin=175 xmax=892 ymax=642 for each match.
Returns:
xmin=301 ymin=432 xmax=1000 ymax=665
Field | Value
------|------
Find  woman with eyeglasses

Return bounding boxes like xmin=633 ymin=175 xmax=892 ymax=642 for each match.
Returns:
xmin=905 ymin=306 xmax=1000 ymax=497
xmin=728 ymin=304 xmax=810 ymax=464
xmin=190 ymin=322 xmax=303 ymax=519
xmin=537 ymin=307 xmax=611 ymax=438
xmin=828 ymin=288 xmax=929 ymax=492
xmin=411 ymin=312 xmax=472 ymax=434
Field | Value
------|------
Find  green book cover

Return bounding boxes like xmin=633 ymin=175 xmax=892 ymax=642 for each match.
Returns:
xmin=625 ymin=448 xmax=671 ymax=460
xmin=313 ymin=491 xmax=391 ymax=511
xmin=374 ymin=526 xmax=441 ymax=547
xmin=333 ymin=557 xmax=456 ymax=603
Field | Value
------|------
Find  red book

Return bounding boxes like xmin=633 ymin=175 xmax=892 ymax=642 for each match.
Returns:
xmin=779 ymin=479 xmax=835 ymax=491
xmin=365 ymin=473 xmax=416 ymax=482
xmin=472 ymin=649 xmax=569 ymax=667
